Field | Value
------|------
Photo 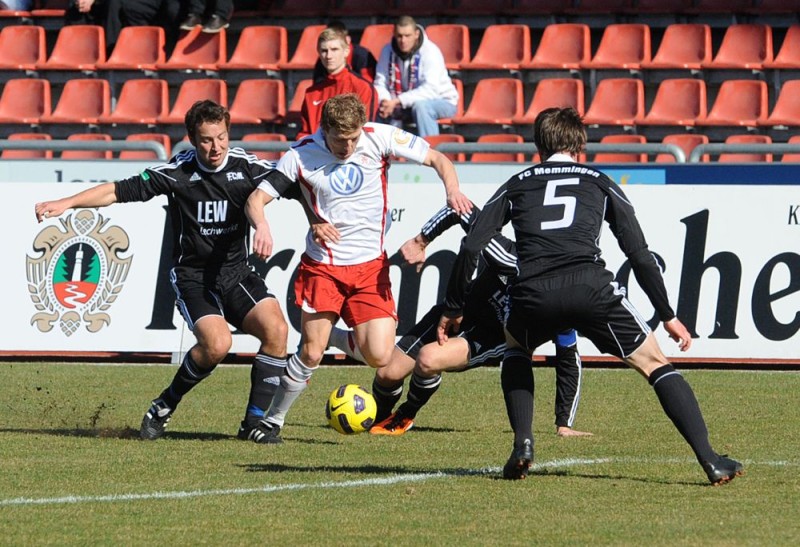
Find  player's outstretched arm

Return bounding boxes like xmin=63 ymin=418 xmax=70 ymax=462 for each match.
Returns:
xmin=245 ymin=188 xmax=276 ymax=261
xmin=35 ymin=182 xmax=118 ymax=223
xmin=664 ymin=318 xmax=692 ymax=352
xmin=423 ymin=148 xmax=472 ymax=215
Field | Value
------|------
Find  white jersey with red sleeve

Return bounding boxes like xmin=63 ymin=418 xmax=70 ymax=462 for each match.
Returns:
xmin=262 ymin=122 xmax=429 ymax=265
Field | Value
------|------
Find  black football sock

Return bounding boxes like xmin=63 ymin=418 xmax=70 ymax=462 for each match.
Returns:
xmin=554 ymin=337 xmax=581 ymax=428
xmin=372 ymin=376 xmax=403 ymax=423
xmin=397 ymin=372 xmax=442 ymax=419
xmin=501 ymin=347 xmax=535 ymax=448
xmin=649 ymin=364 xmax=717 ymax=464
xmin=160 ymin=352 xmax=216 ymax=409
xmin=245 ymin=352 xmax=287 ymax=428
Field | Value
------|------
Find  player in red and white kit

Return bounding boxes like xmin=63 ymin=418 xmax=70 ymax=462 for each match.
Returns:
xmin=245 ymin=93 xmax=471 ymax=440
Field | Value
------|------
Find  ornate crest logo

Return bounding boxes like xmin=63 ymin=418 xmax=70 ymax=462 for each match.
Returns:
xmin=26 ymin=210 xmax=133 ymax=336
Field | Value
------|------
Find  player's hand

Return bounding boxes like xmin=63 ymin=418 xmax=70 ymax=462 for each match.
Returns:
xmin=400 ymin=234 xmax=428 ymax=272
xmin=34 ymin=200 xmax=68 ymax=223
xmin=664 ymin=318 xmax=692 ymax=352
xmin=311 ymin=222 xmax=340 ymax=245
xmin=437 ymin=312 xmax=462 ymax=345
xmin=252 ymin=224 xmax=274 ymax=261
xmin=446 ymin=191 xmax=473 ymax=216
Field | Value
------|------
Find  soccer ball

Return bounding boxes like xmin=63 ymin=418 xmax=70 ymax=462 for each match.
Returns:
xmin=325 ymin=384 xmax=377 ymax=435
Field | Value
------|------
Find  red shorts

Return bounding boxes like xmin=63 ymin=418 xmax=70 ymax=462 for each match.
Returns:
xmin=294 ymin=253 xmax=398 ymax=327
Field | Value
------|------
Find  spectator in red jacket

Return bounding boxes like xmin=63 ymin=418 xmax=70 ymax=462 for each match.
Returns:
xmin=297 ymin=27 xmax=378 ymax=140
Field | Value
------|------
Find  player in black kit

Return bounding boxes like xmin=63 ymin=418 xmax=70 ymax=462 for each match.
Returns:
xmin=439 ymin=107 xmax=743 ymax=485
xmin=35 ymin=100 xmax=292 ymax=444
xmin=329 ymin=203 xmax=591 ymax=438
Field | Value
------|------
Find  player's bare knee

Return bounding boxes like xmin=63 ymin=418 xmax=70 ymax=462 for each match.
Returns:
xmin=416 ymin=348 xmax=440 ymax=376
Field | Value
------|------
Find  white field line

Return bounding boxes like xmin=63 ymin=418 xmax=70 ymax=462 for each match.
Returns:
xmin=1 ymin=457 xmax=794 ymax=508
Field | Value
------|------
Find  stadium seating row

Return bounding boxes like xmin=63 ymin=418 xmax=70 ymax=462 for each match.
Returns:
xmin=3 ymin=75 xmax=800 ymax=142
xmin=4 ymin=130 xmax=797 ymax=163
xmin=2 ymin=22 xmax=800 ymax=76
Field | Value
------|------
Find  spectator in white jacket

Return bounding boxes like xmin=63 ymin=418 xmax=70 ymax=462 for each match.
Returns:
xmin=374 ymin=16 xmax=459 ymax=137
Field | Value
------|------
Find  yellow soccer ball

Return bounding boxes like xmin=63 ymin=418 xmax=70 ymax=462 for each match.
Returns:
xmin=325 ymin=384 xmax=377 ymax=435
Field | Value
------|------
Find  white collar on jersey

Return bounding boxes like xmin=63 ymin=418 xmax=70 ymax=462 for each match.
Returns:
xmin=545 ymin=153 xmax=576 ymax=163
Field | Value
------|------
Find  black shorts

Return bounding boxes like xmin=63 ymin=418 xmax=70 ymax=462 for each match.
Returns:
xmin=396 ymin=304 xmax=506 ymax=370
xmin=506 ymin=267 xmax=651 ymax=359
xmin=171 ymin=270 xmax=275 ymax=331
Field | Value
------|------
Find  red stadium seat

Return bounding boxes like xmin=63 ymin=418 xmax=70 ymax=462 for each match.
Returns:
xmin=286 ymin=78 xmax=313 ymax=128
xmin=760 ymin=80 xmax=800 ymax=128
xmin=38 ymin=24 xmax=106 ymax=71
xmin=780 ymin=135 xmax=800 ymax=163
xmin=764 ymin=25 xmax=800 ymax=70
xmin=512 ymin=78 xmax=585 ymax=125
xmin=522 ymin=24 xmax=590 ymax=71
xmin=359 ymin=24 xmax=394 ymax=62
xmin=157 ymin=27 xmax=226 ymax=71
xmin=703 ymin=24 xmax=773 ymax=71
xmin=120 ymin=133 xmax=172 ymax=160
xmin=241 ymin=133 xmax=287 ymax=161
xmin=638 ymin=79 xmax=707 ymax=127
xmin=229 ymin=79 xmax=286 ymax=125
xmin=583 ymin=78 xmax=645 ymax=126
xmin=97 ymin=26 xmax=166 ymax=71
xmin=582 ymin=24 xmax=651 ymax=71
xmin=0 ymin=78 xmax=51 ymax=124
xmin=219 ymin=25 xmax=287 ymax=71
xmin=1 ymin=133 xmax=53 ymax=159
xmin=424 ymin=134 xmax=466 ymax=162
xmin=642 ymin=24 xmax=711 ymax=70
xmin=472 ymin=133 xmax=524 ymax=163
xmin=451 ymin=78 xmax=523 ymax=125
xmin=656 ymin=134 xmax=709 ymax=163
xmin=40 ymin=78 xmax=110 ymax=124
xmin=0 ymin=25 xmax=46 ymax=71
xmin=461 ymin=25 xmax=530 ymax=71
xmin=719 ymin=134 xmax=773 ymax=163
xmin=99 ymin=79 xmax=169 ymax=125
xmin=593 ymin=134 xmax=647 ymax=163
xmin=158 ymin=79 xmax=228 ymax=124
xmin=696 ymin=80 xmax=768 ymax=127
xmin=280 ymin=25 xmax=326 ymax=71
xmin=425 ymin=24 xmax=470 ymax=71
xmin=62 ymin=133 xmax=113 ymax=160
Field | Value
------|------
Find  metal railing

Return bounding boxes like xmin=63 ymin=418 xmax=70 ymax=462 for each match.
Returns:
xmin=6 ymin=139 xmax=800 ymax=164
xmin=0 ymin=139 xmax=169 ymax=160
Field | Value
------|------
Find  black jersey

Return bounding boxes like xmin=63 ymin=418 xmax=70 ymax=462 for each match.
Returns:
xmin=445 ymin=159 xmax=675 ymax=322
xmin=421 ymin=204 xmax=516 ymax=335
xmin=114 ymin=147 xmax=291 ymax=291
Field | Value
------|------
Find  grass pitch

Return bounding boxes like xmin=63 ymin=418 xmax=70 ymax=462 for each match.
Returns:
xmin=1 ymin=362 xmax=799 ymax=545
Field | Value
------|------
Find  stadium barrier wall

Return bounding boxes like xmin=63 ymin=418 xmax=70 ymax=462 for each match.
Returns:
xmin=1 ymin=160 xmax=798 ymax=365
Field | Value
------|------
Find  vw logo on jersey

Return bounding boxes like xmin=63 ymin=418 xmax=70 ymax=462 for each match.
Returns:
xmin=329 ymin=163 xmax=364 ymax=195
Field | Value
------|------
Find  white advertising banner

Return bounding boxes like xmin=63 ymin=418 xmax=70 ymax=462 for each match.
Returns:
xmin=1 ymin=177 xmax=798 ymax=363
